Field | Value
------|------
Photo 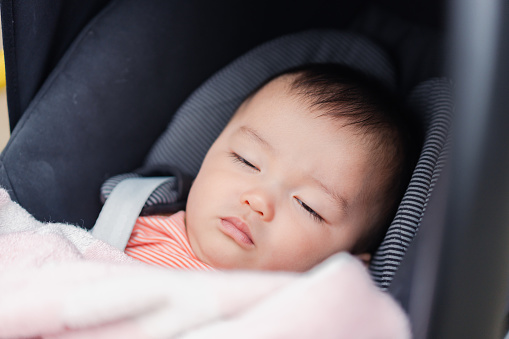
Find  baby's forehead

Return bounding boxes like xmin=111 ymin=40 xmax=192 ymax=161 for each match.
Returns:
xmin=249 ymin=73 xmax=349 ymax=119
xmin=238 ymin=79 xmax=373 ymax=141
xmin=247 ymin=73 xmax=302 ymax=100
xmin=238 ymin=71 xmax=391 ymax=154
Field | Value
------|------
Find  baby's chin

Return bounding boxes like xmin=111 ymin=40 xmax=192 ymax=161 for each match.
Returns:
xmin=191 ymin=247 xmax=259 ymax=271
xmin=206 ymin=255 xmax=318 ymax=272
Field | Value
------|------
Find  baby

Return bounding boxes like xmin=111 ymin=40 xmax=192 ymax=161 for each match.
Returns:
xmin=125 ymin=64 xmax=418 ymax=272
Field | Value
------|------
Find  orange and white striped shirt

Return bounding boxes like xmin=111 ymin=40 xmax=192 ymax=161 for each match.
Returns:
xmin=125 ymin=211 xmax=214 ymax=271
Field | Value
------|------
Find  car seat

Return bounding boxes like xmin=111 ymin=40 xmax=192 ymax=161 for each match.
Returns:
xmin=2 ymin=0 xmax=509 ymax=337
xmin=96 ymin=28 xmax=451 ymax=293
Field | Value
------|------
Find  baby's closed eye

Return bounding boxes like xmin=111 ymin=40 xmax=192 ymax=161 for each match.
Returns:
xmin=295 ymin=197 xmax=325 ymax=223
xmin=229 ymin=152 xmax=260 ymax=171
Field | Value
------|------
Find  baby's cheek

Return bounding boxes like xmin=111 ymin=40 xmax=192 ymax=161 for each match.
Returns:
xmin=272 ymin=230 xmax=327 ymax=271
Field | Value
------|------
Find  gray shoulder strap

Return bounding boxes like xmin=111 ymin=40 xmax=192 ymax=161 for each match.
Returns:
xmin=91 ymin=177 xmax=171 ymax=250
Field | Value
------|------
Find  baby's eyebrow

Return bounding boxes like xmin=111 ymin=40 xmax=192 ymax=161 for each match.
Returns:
xmin=239 ymin=126 xmax=274 ymax=152
xmin=312 ymin=176 xmax=349 ymax=214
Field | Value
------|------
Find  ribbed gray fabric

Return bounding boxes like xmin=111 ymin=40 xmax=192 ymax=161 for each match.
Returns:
xmin=370 ymin=78 xmax=453 ymax=289
xmin=101 ymin=30 xmax=453 ymax=288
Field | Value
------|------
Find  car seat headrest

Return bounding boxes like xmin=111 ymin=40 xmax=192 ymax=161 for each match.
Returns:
xmin=101 ymin=30 xmax=453 ymax=288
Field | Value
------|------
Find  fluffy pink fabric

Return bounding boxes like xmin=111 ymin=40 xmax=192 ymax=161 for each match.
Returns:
xmin=0 ymin=188 xmax=411 ymax=338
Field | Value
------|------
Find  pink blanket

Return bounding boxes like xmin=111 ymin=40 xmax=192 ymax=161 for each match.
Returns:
xmin=0 ymin=188 xmax=411 ymax=338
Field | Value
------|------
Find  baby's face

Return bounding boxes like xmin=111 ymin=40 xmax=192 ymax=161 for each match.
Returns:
xmin=186 ymin=76 xmax=379 ymax=271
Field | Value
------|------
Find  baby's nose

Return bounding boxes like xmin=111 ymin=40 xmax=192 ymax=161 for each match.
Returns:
xmin=240 ymin=189 xmax=275 ymax=221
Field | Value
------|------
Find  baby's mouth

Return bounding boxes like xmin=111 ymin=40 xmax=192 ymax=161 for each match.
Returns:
xmin=219 ymin=217 xmax=255 ymax=248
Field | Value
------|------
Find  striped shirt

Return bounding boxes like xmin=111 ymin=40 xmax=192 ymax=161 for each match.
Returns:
xmin=125 ymin=211 xmax=214 ymax=271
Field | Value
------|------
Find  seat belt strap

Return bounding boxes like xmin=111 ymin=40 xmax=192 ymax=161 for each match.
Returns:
xmin=91 ymin=176 xmax=171 ymax=251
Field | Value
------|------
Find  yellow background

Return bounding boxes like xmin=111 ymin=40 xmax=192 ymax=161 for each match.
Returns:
xmin=0 ymin=19 xmax=10 ymax=152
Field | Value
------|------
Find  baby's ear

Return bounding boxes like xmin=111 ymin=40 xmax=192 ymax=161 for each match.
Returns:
xmin=355 ymin=253 xmax=371 ymax=268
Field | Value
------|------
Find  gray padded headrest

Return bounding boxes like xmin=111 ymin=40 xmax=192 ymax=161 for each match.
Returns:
xmin=101 ymin=29 xmax=452 ymax=288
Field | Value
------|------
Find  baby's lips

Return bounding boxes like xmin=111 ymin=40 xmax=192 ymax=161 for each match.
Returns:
xmin=220 ymin=216 xmax=255 ymax=246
